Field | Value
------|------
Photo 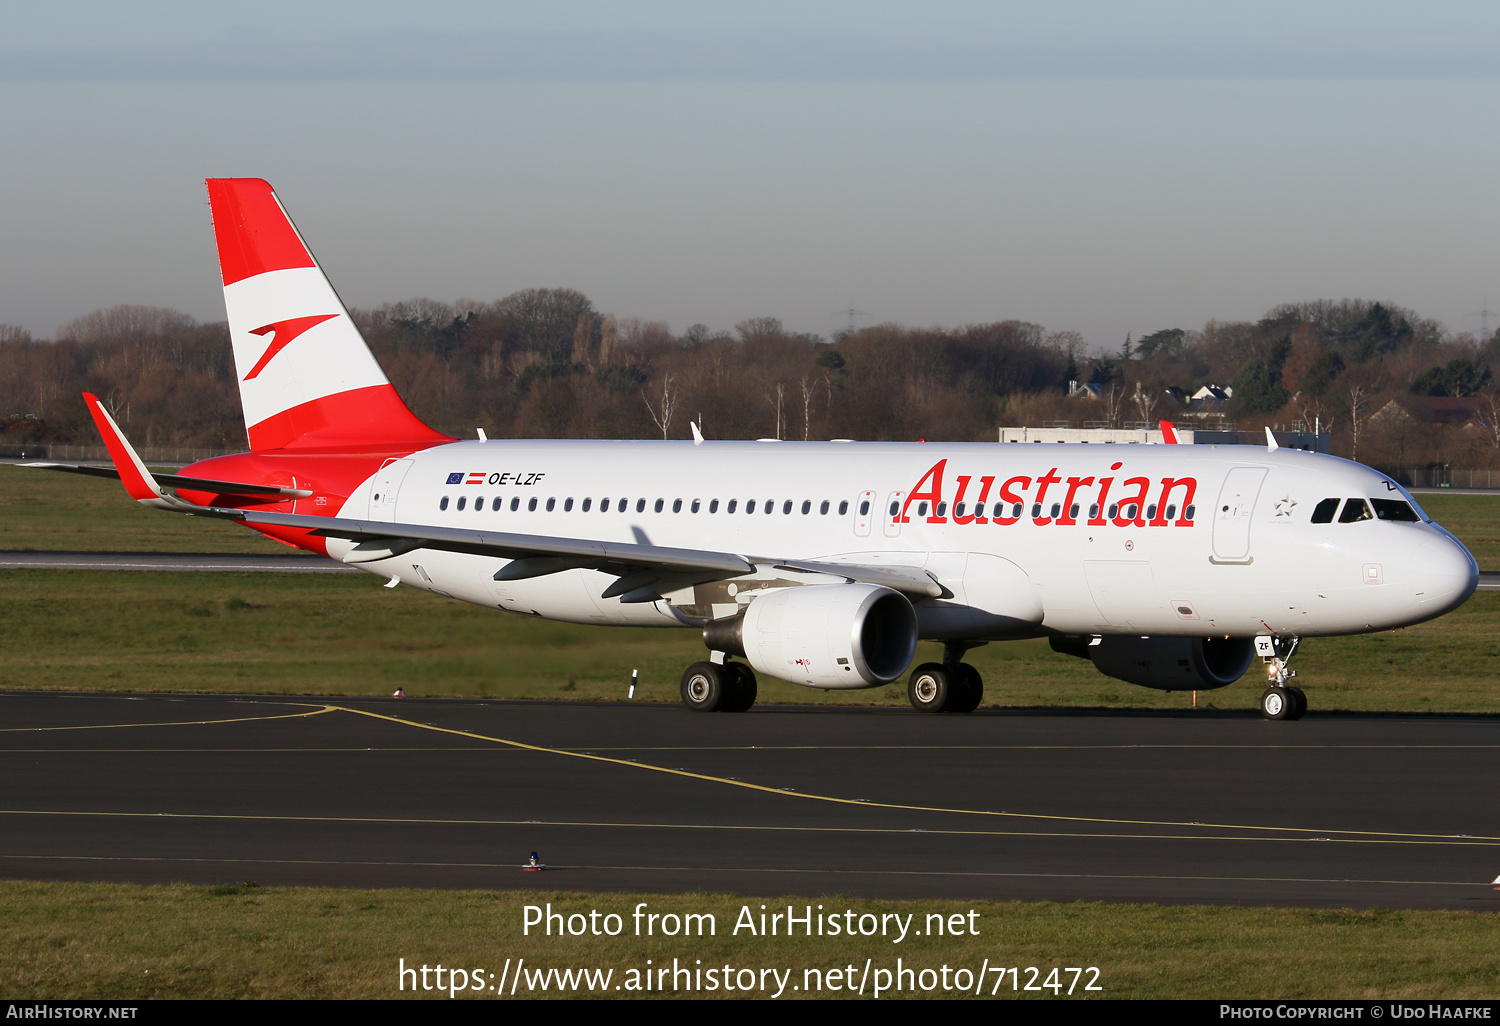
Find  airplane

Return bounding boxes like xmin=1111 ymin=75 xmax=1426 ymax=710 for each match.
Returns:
xmin=28 ymin=178 xmax=1479 ymax=720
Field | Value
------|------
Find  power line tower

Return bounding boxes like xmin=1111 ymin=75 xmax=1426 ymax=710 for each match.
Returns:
xmin=834 ymin=302 xmax=868 ymax=336
xmin=1468 ymin=298 xmax=1496 ymax=341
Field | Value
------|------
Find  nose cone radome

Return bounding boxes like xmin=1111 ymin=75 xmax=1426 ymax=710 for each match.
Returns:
xmin=1409 ymin=530 xmax=1479 ymax=620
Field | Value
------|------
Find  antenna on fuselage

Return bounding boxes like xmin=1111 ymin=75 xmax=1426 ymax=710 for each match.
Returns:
xmin=1265 ymin=427 xmax=1279 ymax=452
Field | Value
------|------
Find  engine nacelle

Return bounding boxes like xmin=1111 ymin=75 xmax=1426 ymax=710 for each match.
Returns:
xmin=704 ymin=584 xmax=918 ymax=689
xmin=1053 ymin=635 xmax=1256 ymax=691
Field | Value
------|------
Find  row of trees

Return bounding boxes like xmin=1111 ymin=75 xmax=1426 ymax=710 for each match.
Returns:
xmin=3 ymin=291 xmax=1498 ymax=477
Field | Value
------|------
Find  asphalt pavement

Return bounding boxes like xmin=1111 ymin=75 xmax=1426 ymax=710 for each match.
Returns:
xmin=3 ymin=692 xmax=1497 ymax=908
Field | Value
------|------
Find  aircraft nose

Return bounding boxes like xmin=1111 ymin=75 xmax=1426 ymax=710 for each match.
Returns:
xmin=1410 ymin=529 xmax=1478 ymax=617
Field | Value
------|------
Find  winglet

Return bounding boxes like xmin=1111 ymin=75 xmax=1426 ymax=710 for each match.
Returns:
xmin=1265 ymin=427 xmax=1279 ymax=452
xmin=1158 ymin=420 xmax=1179 ymax=444
xmin=81 ymin=393 xmax=181 ymax=507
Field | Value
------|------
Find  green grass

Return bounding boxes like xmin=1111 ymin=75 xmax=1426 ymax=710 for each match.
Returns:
xmin=1 ymin=569 xmax=1496 ymax=712
xmin=0 ymin=464 xmax=286 ymax=553
xmin=2 ymin=882 xmax=1495 ymax=999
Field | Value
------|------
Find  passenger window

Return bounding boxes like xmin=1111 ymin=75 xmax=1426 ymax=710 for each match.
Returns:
xmin=918 ymin=502 xmax=929 ymax=517
xmin=974 ymin=503 xmax=985 ymax=517
xmin=766 ymin=500 xmax=775 ymax=515
xmin=728 ymin=499 xmax=738 ymax=514
xmin=1166 ymin=504 xmax=1176 ymax=520
xmin=617 ymin=497 xmax=626 ymax=512
xmin=1088 ymin=504 xmax=1099 ymax=519
xmin=672 ymin=498 xmax=682 ymax=513
xmin=936 ymin=502 xmax=947 ymax=517
xmin=1050 ymin=503 xmax=1061 ymax=519
xmin=1146 ymin=504 xmax=1157 ymax=520
xmin=1069 ymin=504 xmax=1079 ymax=519
xmin=528 ymin=497 xmax=537 ymax=512
xmin=564 ymin=497 xmax=574 ymax=512
xmin=820 ymin=500 xmax=830 ymax=515
xmin=801 ymin=500 xmax=811 ymax=514
xmin=1030 ymin=503 xmax=1041 ymax=518
xmin=654 ymin=498 xmax=664 ymax=513
xmin=1012 ymin=503 xmax=1023 ymax=518
xmin=955 ymin=502 xmax=966 ymax=517
xmin=636 ymin=498 xmax=645 ymax=513
xmin=457 ymin=497 xmax=467 ymax=511
xmin=475 ymin=495 xmax=484 ymax=509
xmin=1371 ymin=499 xmax=1420 ymax=523
xmin=1108 ymin=503 xmax=1117 ymax=519
xmin=601 ymin=497 xmax=610 ymax=512
xmin=546 ymin=497 xmax=556 ymax=512
xmin=1339 ymin=498 xmax=1373 ymax=523
xmin=582 ymin=498 xmax=592 ymax=512
xmin=1185 ymin=505 xmax=1195 ymax=520
xmin=492 ymin=497 xmax=502 ymax=511
xmin=440 ymin=496 xmax=449 ymax=510
xmin=747 ymin=500 xmax=756 ymax=513
xmin=510 ymin=497 xmax=519 ymax=512
xmin=889 ymin=501 xmax=899 ymax=517
xmin=691 ymin=499 xmax=701 ymax=513
xmin=710 ymin=499 xmax=719 ymax=513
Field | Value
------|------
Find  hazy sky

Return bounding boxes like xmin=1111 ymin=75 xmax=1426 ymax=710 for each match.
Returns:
xmin=4 ymin=2 xmax=1500 ymax=350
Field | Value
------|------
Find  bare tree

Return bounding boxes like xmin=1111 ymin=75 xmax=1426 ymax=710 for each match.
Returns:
xmin=764 ymin=382 xmax=785 ymax=439
xmin=642 ymin=373 xmax=677 ymax=440
xmin=1100 ymin=383 xmax=1125 ymax=429
xmin=1130 ymin=380 xmax=1159 ymax=425
xmin=800 ymin=377 xmax=814 ymax=440
xmin=1347 ymin=383 xmax=1369 ymax=462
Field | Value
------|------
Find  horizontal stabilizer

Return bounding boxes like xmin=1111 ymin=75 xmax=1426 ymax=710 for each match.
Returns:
xmin=21 ymin=462 xmax=312 ymax=499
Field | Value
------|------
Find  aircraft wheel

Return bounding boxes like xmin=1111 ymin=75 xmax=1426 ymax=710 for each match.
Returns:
xmin=946 ymin=663 xmax=984 ymax=714
xmin=907 ymin=663 xmax=952 ymax=713
xmin=1286 ymin=685 xmax=1307 ymax=721
xmin=720 ymin=662 xmax=758 ymax=712
xmin=1259 ymin=686 xmax=1292 ymax=721
xmin=680 ymin=662 xmax=728 ymax=712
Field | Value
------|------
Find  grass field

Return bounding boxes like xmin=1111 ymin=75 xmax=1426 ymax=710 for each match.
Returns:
xmin=3 ymin=883 xmax=1496 ymax=999
xmin=1 ymin=568 xmax=1496 ymax=712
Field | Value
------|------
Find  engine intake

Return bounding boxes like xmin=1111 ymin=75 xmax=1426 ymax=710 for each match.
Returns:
xmin=1052 ymin=634 xmax=1255 ymax=691
xmin=704 ymin=583 xmax=917 ymax=689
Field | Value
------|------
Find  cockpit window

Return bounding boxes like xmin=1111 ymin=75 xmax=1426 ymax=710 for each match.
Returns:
xmin=1338 ymin=498 xmax=1373 ymax=523
xmin=1310 ymin=498 xmax=1339 ymax=524
xmin=1370 ymin=498 xmax=1420 ymax=523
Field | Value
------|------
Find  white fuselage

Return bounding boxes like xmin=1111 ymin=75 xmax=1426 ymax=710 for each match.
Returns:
xmin=320 ymin=439 xmax=1478 ymax=647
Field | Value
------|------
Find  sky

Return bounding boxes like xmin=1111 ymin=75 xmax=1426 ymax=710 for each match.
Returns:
xmin=3 ymin=2 xmax=1500 ymax=351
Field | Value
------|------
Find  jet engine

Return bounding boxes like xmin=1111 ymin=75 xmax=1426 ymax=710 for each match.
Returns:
xmin=703 ymin=583 xmax=918 ymax=688
xmin=1051 ymin=634 xmax=1255 ymax=691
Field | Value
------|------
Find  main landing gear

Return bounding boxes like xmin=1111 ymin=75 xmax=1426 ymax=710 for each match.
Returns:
xmin=1256 ymin=635 xmax=1306 ymax=721
xmin=680 ymin=659 xmax=758 ymax=712
xmin=907 ymin=642 xmax=985 ymax=714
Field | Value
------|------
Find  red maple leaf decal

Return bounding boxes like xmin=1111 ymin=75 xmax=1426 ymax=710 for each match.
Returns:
xmin=243 ymin=314 xmax=339 ymax=380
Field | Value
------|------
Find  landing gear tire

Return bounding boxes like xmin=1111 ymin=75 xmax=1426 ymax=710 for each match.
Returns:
xmin=720 ymin=662 xmax=758 ymax=713
xmin=1260 ymin=686 xmax=1295 ymax=721
xmin=947 ymin=663 xmax=984 ymax=714
xmin=908 ymin=663 xmax=953 ymax=713
xmin=1285 ymin=685 xmax=1307 ymax=721
xmin=681 ymin=662 xmax=728 ymax=712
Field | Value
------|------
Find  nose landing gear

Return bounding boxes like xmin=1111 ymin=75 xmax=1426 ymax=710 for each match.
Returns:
xmin=1256 ymin=635 xmax=1305 ymax=721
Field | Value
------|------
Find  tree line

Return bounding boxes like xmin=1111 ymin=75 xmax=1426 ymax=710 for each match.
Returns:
xmin=3 ymin=289 xmax=1498 ymax=477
